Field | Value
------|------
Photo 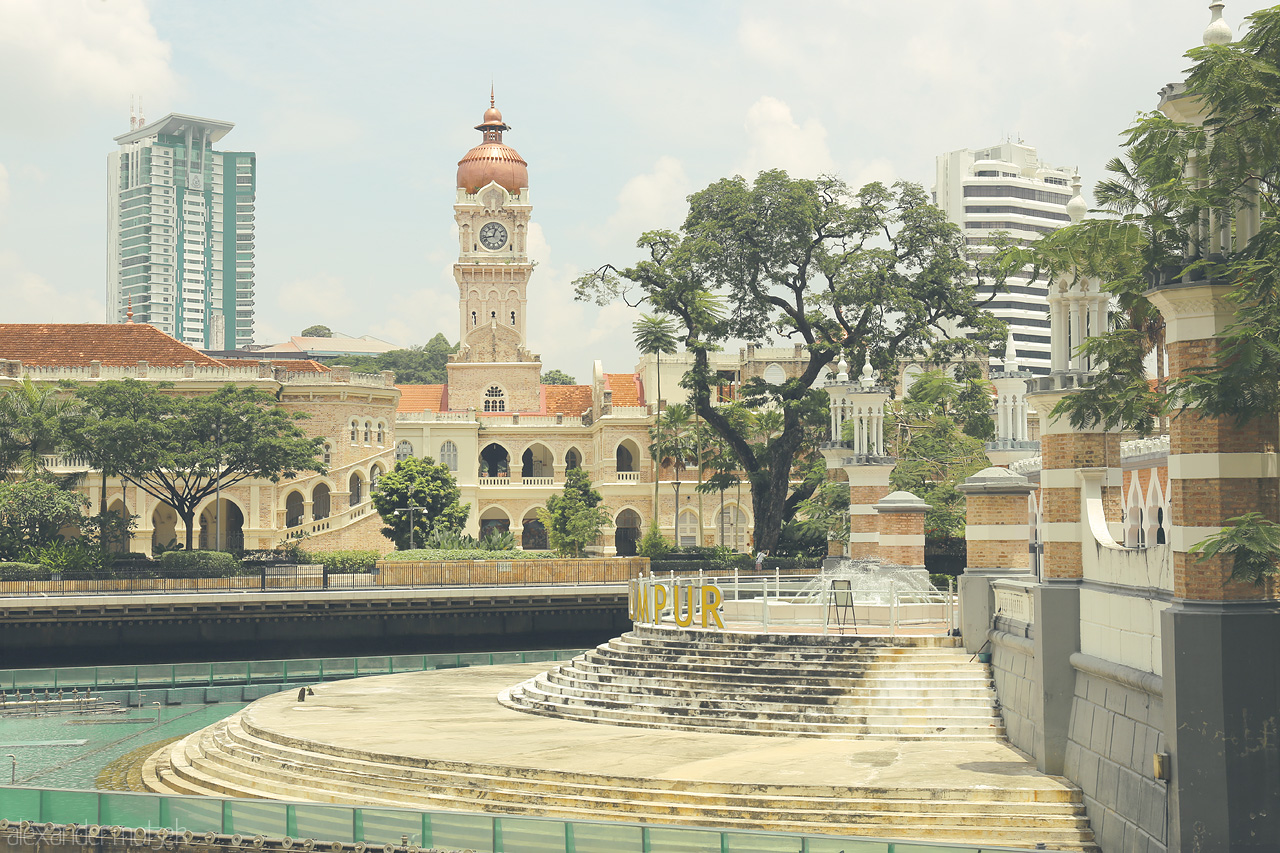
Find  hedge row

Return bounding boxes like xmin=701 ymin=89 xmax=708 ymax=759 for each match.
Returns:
xmin=382 ymin=549 xmax=548 ymax=562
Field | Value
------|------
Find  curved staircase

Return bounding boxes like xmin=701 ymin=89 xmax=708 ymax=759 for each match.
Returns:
xmin=144 ymin=709 xmax=1095 ymax=849
xmin=501 ymin=624 xmax=1006 ymax=740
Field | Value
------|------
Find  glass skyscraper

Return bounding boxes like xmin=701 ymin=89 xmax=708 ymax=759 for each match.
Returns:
xmin=107 ymin=113 xmax=256 ymax=349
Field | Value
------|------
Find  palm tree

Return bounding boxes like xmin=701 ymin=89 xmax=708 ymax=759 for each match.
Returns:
xmin=633 ymin=314 xmax=679 ymax=513
xmin=648 ymin=403 xmax=695 ymax=543
xmin=0 ymin=377 xmax=80 ymax=481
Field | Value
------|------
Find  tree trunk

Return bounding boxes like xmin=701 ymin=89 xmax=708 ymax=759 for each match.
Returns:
xmin=181 ymin=510 xmax=196 ymax=550
xmin=99 ymin=469 xmax=108 ymax=552
xmin=653 ymin=354 xmax=661 ymax=523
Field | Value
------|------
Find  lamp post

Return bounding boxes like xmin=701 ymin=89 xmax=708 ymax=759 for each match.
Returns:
xmin=394 ymin=506 xmax=425 ymax=551
xmin=6 ymin=754 xmax=15 ymax=784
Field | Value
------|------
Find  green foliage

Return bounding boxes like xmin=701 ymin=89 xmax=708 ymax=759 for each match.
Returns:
xmin=0 ymin=479 xmax=89 ymax=558
xmin=577 ymin=171 xmax=1008 ymax=553
xmin=425 ymin=527 xmax=476 ymax=550
xmin=25 ymin=539 xmax=110 ymax=577
xmin=537 ymin=469 xmax=612 ymax=557
xmin=301 ymin=550 xmax=380 ymax=573
xmin=775 ymin=518 xmax=829 ymax=557
xmin=540 ymin=369 xmax=576 ymax=385
xmin=0 ymin=376 xmax=82 ymax=481
xmin=370 ymin=456 xmax=470 ymax=550
xmin=301 ymin=325 xmax=333 ymax=337
xmin=381 ymin=549 xmax=544 ymax=562
xmin=884 ymin=370 xmax=993 ymax=540
xmin=636 ymin=521 xmax=671 ymax=558
xmin=157 ymin=550 xmax=244 ymax=577
xmin=329 ymin=333 xmax=458 ymax=384
xmin=70 ymin=380 xmax=325 ymax=550
xmin=795 ymin=478 xmax=851 ymax=544
xmin=0 ymin=562 xmax=46 ymax=581
xmin=479 ymin=529 xmax=517 ymax=551
xmin=1188 ymin=512 xmax=1280 ymax=586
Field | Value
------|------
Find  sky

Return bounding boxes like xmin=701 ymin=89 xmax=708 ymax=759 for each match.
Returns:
xmin=0 ymin=0 xmax=1268 ymax=383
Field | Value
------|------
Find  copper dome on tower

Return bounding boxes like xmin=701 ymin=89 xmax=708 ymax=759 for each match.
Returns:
xmin=456 ymin=95 xmax=528 ymax=194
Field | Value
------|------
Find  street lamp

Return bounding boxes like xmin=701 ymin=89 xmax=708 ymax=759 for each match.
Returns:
xmin=394 ymin=506 xmax=425 ymax=550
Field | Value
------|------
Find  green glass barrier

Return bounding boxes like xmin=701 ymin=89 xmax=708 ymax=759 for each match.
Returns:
xmin=0 ymin=650 xmax=588 ymax=693
xmin=0 ymin=786 xmax=1046 ymax=853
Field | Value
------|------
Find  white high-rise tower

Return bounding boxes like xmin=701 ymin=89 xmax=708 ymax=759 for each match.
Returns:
xmin=933 ymin=142 xmax=1075 ymax=375
xmin=107 ymin=113 xmax=256 ymax=349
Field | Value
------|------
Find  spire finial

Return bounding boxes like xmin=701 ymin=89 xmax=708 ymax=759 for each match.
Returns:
xmin=1204 ymin=3 xmax=1232 ymax=45
xmin=859 ymin=353 xmax=875 ymax=389
xmin=1003 ymin=328 xmax=1018 ymax=372
xmin=1066 ymin=174 xmax=1087 ymax=223
xmin=490 ymin=83 xmax=495 ymax=108
xmin=126 ymin=297 xmax=134 ymax=324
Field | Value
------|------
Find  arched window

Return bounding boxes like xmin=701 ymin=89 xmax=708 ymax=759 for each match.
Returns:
xmin=370 ymin=465 xmax=382 ymax=490
xmin=376 ymin=423 xmax=385 ymax=445
xmin=720 ymin=505 xmax=749 ymax=552
xmin=349 ymin=473 xmax=363 ymax=505
xmin=349 ymin=421 xmax=358 ymax=443
xmin=472 ymin=311 xmax=477 ymax=326
xmin=323 ymin=444 xmax=332 ymax=466
xmin=484 ymin=386 xmax=506 ymax=412
xmin=566 ymin=448 xmax=581 ymax=470
xmin=440 ymin=440 xmax=459 ymax=471
xmin=763 ymin=363 xmax=787 ymax=385
xmin=363 ymin=421 xmax=372 ymax=443
xmin=510 ymin=311 xmax=516 ymax=325
xmin=395 ymin=440 xmax=413 ymax=461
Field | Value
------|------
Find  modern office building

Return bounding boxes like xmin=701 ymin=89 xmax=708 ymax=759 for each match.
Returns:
xmin=107 ymin=113 xmax=256 ymax=349
xmin=933 ymin=142 xmax=1076 ymax=375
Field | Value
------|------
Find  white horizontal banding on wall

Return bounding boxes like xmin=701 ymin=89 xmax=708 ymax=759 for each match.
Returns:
xmin=965 ymin=524 xmax=1031 ymax=541
xmin=878 ymin=534 xmax=924 ymax=547
xmin=848 ymin=532 xmax=879 ymax=542
xmin=1040 ymin=469 xmax=1085 ymax=488
xmin=1041 ymin=522 xmax=1083 ymax=541
xmin=1167 ymin=452 xmax=1279 ymax=480
xmin=850 ymin=506 xmax=878 ymax=515
xmin=1169 ymin=525 xmax=1230 ymax=552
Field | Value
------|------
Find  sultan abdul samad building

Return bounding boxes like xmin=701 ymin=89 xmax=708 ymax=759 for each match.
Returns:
xmin=0 ymin=99 xmax=680 ymax=556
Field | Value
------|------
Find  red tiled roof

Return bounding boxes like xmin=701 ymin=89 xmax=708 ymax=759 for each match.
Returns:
xmin=397 ymin=384 xmax=446 ymax=413
xmin=218 ymin=358 xmax=331 ymax=373
xmin=0 ymin=324 xmax=222 ymax=368
xmin=545 ymin=384 xmax=592 ymax=415
xmin=606 ymin=373 xmax=641 ymax=406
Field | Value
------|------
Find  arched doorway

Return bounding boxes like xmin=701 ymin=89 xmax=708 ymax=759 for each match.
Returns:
xmin=199 ymin=499 xmax=244 ymax=551
xmin=349 ymin=472 xmax=364 ymax=505
xmin=615 ymin=508 xmax=642 ymax=557
xmin=479 ymin=506 xmax=510 ymax=539
xmin=480 ymin=443 xmax=510 ymax=478
xmin=312 ymin=483 xmax=331 ymax=520
xmin=522 ymin=514 xmax=548 ymax=551
xmin=565 ymin=447 xmax=581 ymax=471
xmin=522 ymin=443 xmax=554 ymax=478
xmin=104 ymin=499 xmax=131 ymax=553
xmin=616 ymin=440 xmax=640 ymax=473
xmin=151 ymin=504 xmax=179 ymax=553
xmin=285 ymin=491 xmax=304 ymax=528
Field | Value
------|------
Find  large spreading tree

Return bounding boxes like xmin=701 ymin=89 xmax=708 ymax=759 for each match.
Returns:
xmin=330 ymin=333 xmax=458 ymax=384
xmin=71 ymin=380 xmax=326 ymax=550
xmin=577 ymin=171 xmax=1009 ymax=552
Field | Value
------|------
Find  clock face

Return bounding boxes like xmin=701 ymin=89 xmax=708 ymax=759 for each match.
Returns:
xmin=479 ymin=221 xmax=508 ymax=250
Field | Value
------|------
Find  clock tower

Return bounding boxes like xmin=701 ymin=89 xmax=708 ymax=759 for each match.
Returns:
xmin=447 ymin=95 xmax=542 ymax=413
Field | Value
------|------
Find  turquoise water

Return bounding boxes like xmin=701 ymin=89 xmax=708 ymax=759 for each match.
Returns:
xmin=0 ymin=701 xmax=248 ymax=788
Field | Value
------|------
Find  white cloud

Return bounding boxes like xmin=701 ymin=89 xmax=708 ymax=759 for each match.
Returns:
xmin=737 ymin=96 xmax=835 ymax=179
xmin=0 ymin=0 xmax=177 ymax=128
xmin=0 ymin=250 xmax=103 ymax=323
xmin=0 ymin=163 xmax=9 ymax=206
xmin=604 ymin=156 xmax=691 ymax=239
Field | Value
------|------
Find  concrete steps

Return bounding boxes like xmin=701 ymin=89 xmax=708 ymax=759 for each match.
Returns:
xmin=502 ymin=626 xmax=1006 ymax=741
xmin=144 ymin=711 xmax=1096 ymax=849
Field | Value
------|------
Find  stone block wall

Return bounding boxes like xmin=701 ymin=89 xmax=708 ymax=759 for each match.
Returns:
xmin=375 ymin=557 xmax=647 ymax=586
xmin=989 ymin=633 xmax=1040 ymax=761
xmin=1064 ymin=670 xmax=1168 ymax=853
xmin=300 ymin=511 xmax=395 ymax=554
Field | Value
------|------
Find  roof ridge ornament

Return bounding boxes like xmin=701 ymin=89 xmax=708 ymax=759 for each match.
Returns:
xmin=1204 ymin=2 xmax=1232 ymax=45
